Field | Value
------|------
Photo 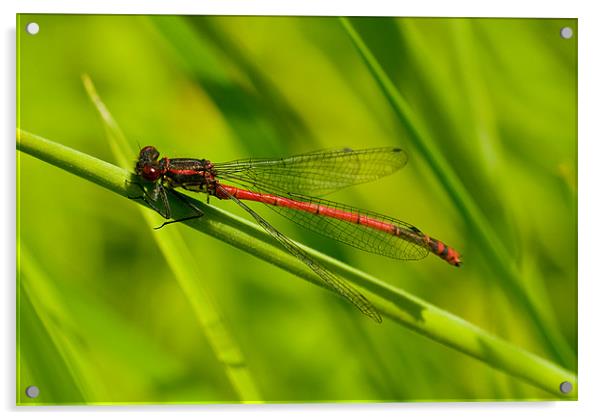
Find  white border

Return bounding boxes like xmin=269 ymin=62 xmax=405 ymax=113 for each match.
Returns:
xmin=6 ymin=0 xmax=587 ymax=17
xmin=3 ymin=1 xmax=601 ymax=419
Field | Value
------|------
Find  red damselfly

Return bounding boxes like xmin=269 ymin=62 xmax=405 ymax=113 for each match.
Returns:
xmin=133 ymin=146 xmax=461 ymax=322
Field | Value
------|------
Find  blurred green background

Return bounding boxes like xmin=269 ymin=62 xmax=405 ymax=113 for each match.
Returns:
xmin=17 ymin=15 xmax=577 ymax=403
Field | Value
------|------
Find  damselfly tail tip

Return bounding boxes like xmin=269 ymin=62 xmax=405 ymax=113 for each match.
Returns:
xmin=450 ymin=254 xmax=462 ymax=267
xmin=441 ymin=244 xmax=462 ymax=267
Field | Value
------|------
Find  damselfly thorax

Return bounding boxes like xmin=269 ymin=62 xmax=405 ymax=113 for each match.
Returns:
xmin=136 ymin=146 xmax=219 ymax=195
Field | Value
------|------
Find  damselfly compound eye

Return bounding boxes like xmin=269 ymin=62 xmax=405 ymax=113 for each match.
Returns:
xmin=140 ymin=146 xmax=160 ymax=161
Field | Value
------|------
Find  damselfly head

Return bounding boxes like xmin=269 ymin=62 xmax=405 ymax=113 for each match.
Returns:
xmin=138 ymin=146 xmax=160 ymax=162
xmin=136 ymin=146 xmax=163 ymax=181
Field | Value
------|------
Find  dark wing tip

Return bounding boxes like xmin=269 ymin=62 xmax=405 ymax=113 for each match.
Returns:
xmin=372 ymin=312 xmax=383 ymax=323
xmin=362 ymin=307 xmax=383 ymax=323
xmin=391 ymin=147 xmax=409 ymax=168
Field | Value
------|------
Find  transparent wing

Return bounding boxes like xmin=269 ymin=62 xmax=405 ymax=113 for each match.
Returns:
xmin=216 ymin=185 xmax=382 ymax=323
xmin=272 ymin=194 xmax=429 ymax=260
xmin=213 ymin=147 xmax=407 ymax=196
xmin=223 ymin=185 xmax=430 ymax=261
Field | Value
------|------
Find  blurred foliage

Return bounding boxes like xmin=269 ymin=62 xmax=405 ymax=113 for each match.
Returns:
xmin=17 ymin=15 xmax=576 ymax=403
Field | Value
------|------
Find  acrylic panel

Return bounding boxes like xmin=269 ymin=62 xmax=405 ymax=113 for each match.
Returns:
xmin=16 ymin=15 xmax=577 ymax=404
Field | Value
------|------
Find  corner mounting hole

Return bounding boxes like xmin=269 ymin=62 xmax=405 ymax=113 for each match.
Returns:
xmin=559 ymin=381 xmax=573 ymax=394
xmin=26 ymin=22 xmax=40 ymax=35
xmin=560 ymin=27 xmax=573 ymax=39
xmin=25 ymin=385 xmax=40 ymax=399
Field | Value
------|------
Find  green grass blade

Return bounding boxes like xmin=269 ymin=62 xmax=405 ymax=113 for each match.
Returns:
xmin=81 ymin=75 xmax=262 ymax=402
xmin=339 ymin=17 xmax=574 ymax=368
xmin=149 ymin=15 xmax=283 ymax=153
xmin=18 ymin=291 xmax=85 ymax=405
xmin=16 ymin=128 xmax=576 ymax=398
xmin=18 ymin=244 xmax=100 ymax=404
xmin=447 ymin=19 xmax=574 ymax=366
xmin=18 ymin=243 xmax=191 ymax=404
xmin=180 ymin=16 xmax=317 ymax=148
